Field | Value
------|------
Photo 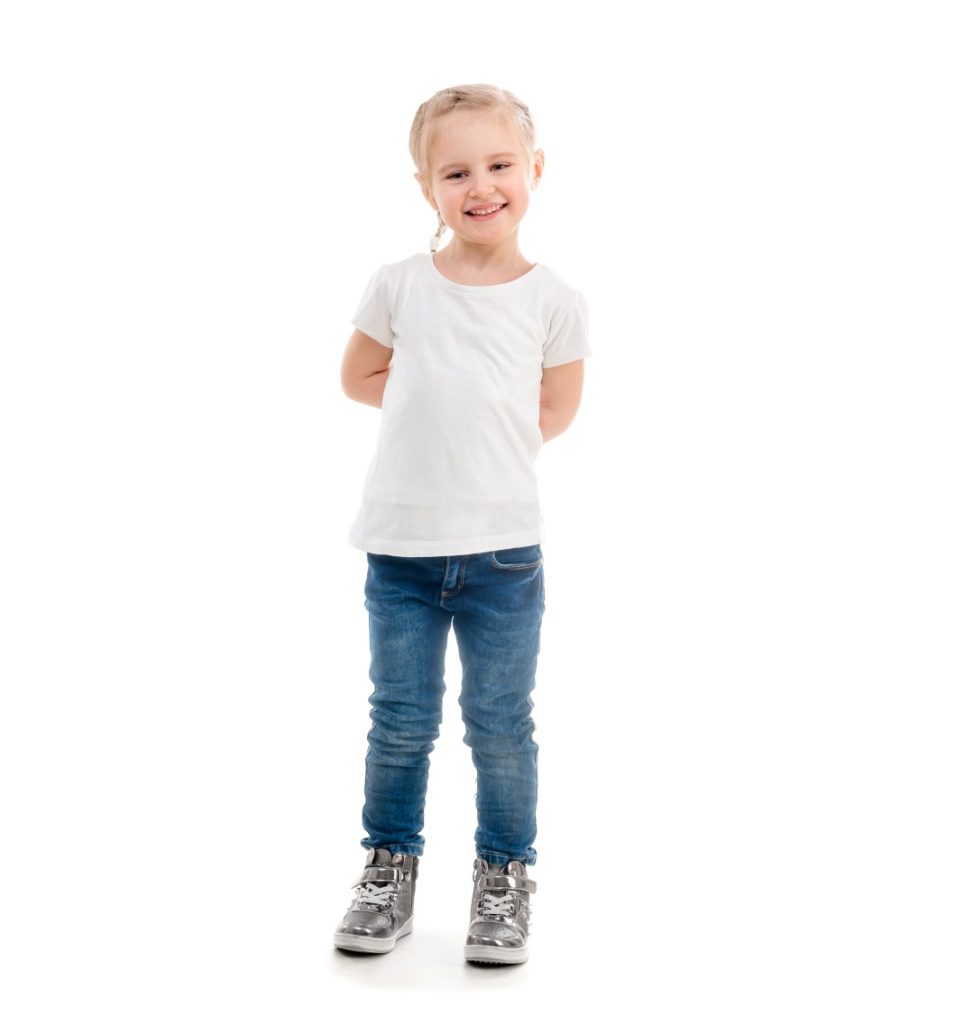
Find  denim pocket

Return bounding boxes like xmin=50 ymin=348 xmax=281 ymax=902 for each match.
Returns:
xmin=490 ymin=544 xmax=544 ymax=571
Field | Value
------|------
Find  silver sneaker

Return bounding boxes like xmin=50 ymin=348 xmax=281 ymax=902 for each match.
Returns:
xmin=333 ymin=847 xmax=419 ymax=953
xmin=464 ymin=857 xmax=536 ymax=964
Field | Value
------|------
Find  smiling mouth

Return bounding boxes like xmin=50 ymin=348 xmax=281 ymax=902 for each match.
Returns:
xmin=465 ymin=203 xmax=508 ymax=217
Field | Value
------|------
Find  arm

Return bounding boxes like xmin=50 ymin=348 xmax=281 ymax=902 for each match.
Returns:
xmin=539 ymin=358 xmax=585 ymax=442
xmin=340 ymin=329 xmax=394 ymax=408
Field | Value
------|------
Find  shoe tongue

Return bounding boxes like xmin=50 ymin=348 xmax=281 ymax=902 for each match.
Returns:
xmin=486 ymin=858 xmax=525 ymax=875
xmin=372 ymin=848 xmax=398 ymax=865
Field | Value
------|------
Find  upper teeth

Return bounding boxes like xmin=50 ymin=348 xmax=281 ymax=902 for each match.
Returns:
xmin=470 ymin=204 xmax=503 ymax=215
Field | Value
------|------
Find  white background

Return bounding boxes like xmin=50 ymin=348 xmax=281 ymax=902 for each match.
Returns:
xmin=2 ymin=1 xmax=971 ymax=1019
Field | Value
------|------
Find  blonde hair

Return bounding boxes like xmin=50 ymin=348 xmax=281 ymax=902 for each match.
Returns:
xmin=409 ymin=84 xmax=539 ymax=253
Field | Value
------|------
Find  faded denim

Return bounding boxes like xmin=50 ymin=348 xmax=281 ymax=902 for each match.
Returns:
xmin=359 ymin=544 xmax=545 ymax=867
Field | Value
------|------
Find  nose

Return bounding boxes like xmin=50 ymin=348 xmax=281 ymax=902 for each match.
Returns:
xmin=467 ymin=175 xmax=497 ymax=199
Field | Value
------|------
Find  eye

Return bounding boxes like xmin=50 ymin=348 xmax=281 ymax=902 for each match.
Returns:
xmin=446 ymin=163 xmax=512 ymax=180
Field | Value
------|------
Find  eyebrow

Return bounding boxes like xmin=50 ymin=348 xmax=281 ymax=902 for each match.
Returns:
xmin=437 ymin=152 xmax=519 ymax=174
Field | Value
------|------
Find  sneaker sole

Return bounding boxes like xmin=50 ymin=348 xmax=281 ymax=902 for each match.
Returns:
xmin=333 ymin=916 xmax=413 ymax=954
xmin=463 ymin=942 xmax=528 ymax=964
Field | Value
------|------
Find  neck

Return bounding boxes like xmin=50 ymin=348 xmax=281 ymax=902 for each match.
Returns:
xmin=436 ymin=238 xmax=526 ymax=273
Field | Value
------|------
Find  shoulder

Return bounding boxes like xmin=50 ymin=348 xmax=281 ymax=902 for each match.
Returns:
xmin=534 ymin=263 xmax=586 ymax=303
xmin=371 ymin=253 xmax=429 ymax=293
xmin=381 ymin=253 xmax=427 ymax=279
xmin=360 ymin=253 xmax=426 ymax=279
xmin=532 ymin=264 xmax=588 ymax=325
xmin=356 ymin=255 xmax=428 ymax=311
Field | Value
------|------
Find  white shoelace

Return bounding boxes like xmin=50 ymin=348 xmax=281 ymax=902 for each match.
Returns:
xmin=479 ymin=891 xmax=516 ymax=918
xmin=352 ymin=880 xmax=397 ymax=912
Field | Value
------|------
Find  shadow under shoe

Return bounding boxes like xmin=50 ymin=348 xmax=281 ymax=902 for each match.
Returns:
xmin=333 ymin=847 xmax=419 ymax=953
xmin=464 ymin=857 xmax=536 ymax=964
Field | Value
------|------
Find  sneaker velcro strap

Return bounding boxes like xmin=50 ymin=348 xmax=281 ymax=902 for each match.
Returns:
xmin=359 ymin=866 xmax=402 ymax=883
xmin=478 ymin=873 xmax=537 ymax=894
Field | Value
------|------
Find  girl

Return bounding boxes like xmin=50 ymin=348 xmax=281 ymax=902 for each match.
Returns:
xmin=333 ymin=84 xmax=592 ymax=965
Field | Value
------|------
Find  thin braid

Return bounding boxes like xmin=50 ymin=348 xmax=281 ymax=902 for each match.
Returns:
xmin=430 ymin=210 xmax=448 ymax=254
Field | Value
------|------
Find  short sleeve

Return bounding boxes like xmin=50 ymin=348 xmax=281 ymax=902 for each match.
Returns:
xmin=351 ymin=264 xmax=394 ymax=348
xmin=542 ymin=289 xmax=592 ymax=368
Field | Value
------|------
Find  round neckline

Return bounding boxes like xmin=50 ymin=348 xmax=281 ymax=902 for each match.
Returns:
xmin=425 ymin=252 xmax=543 ymax=292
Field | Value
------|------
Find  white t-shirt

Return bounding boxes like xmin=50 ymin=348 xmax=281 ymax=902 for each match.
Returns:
xmin=347 ymin=252 xmax=592 ymax=556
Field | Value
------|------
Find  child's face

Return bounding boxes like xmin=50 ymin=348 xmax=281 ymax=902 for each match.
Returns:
xmin=417 ymin=108 xmax=543 ymax=249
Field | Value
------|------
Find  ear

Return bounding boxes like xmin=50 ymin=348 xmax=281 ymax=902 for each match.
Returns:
xmin=531 ymin=148 xmax=545 ymax=188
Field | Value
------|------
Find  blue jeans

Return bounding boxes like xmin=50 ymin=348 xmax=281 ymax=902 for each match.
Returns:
xmin=359 ymin=544 xmax=546 ymax=867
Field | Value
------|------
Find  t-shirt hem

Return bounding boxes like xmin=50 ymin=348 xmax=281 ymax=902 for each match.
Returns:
xmin=352 ymin=319 xmax=394 ymax=348
xmin=542 ymin=346 xmax=593 ymax=368
xmin=349 ymin=526 xmax=546 ymax=557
